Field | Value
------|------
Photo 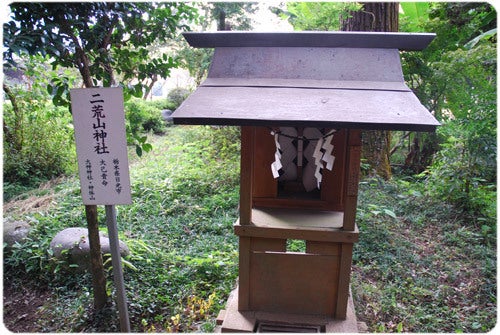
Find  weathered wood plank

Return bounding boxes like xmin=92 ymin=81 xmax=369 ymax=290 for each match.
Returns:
xmin=238 ymin=236 xmax=251 ymax=311
xmin=251 ymin=207 xmax=344 ymax=230
xmin=173 ymin=87 xmax=439 ymax=131
xmin=335 ymin=243 xmax=354 ymax=320
xmin=343 ymin=129 xmax=362 ymax=231
xmin=249 ymin=251 xmax=339 ymax=315
xmin=183 ymin=31 xmax=435 ymax=51
xmin=239 ymin=126 xmax=254 ymax=225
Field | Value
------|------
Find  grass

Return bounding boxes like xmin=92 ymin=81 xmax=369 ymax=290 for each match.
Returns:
xmin=3 ymin=125 xmax=496 ymax=332
xmin=352 ymin=178 xmax=496 ymax=332
xmin=4 ymin=125 xmax=240 ymax=332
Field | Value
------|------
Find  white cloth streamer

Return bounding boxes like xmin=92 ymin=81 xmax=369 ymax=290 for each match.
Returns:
xmin=303 ymin=128 xmax=324 ymax=191
xmin=270 ymin=131 xmax=283 ymax=178
xmin=277 ymin=127 xmax=298 ymax=181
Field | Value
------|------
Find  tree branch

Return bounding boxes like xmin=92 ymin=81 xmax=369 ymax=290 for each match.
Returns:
xmin=390 ymin=131 xmax=411 ymax=156
xmin=55 ymin=12 xmax=93 ymax=87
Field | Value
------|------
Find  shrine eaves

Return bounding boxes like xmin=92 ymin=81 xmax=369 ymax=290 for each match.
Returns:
xmin=172 ymin=31 xmax=439 ymax=132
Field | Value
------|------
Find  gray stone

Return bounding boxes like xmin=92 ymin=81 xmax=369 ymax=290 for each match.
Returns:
xmin=50 ymin=227 xmax=130 ymax=271
xmin=3 ymin=220 xmax=31 ymax=247
xmin=161 ymin=109 xmax=173 ymax=123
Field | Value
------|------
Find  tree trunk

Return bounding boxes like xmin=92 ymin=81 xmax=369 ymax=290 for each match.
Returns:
xmin=405 ymin=132 xmax=439 ymax=174
xmin=82 ymin=78 xmax=108 ymax=309
xmin=341 ymin=2 xmax=398 ymax=180
xmin=85 ymin=205 xmax=108 ymax=309
xmin=143 ymin=74 xmax=158 ymax=100
xmin=217 ymin=10 xmax=227 ymax=30
xmin=341 ymin=2 xmax=399 ymax=31
xmin=41 ymin=8 xmax=109 ymax=311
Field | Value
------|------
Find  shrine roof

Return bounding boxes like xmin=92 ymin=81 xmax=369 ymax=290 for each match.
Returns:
xmin=172 ymin=32 xmax=439 ymax=132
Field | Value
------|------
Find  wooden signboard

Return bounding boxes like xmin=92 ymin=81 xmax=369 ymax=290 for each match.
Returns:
xmin=70 ymin=87 xmax=131 ymax=205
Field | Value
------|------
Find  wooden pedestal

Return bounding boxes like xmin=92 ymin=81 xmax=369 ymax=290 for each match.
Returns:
xmin=234 ymin=208 xmax=358 ymax=323
xmin=218 ymin=285 xmax=360 ymax=333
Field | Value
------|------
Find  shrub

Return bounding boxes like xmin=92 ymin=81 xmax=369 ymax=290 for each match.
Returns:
xmin=124 ymin=98 xmax=166 ymax=136
xmin=423 ymin=120 xmax=496 ymax=228
xmin=3 ymin=87 xmax=77 ymax=200
xmin=422 ymin=39 xmax=496 ymax=231
xmin=149 ymin=98 xmax=178 ymax=111
xmin=166 ymin=87 xmax=190 ymax=110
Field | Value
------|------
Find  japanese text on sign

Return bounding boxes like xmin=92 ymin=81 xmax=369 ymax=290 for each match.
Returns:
xmin=71 ymin=88 xmax=132 ymax=205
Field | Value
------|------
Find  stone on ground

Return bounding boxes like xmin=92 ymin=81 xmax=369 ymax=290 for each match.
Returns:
xmin=3 ymin=220 xmax=31 ymax=248
xmin=50 ymin=227 xmax=129 ymax=271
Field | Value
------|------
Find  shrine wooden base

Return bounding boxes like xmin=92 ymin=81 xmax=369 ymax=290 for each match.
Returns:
xmin=235 ymin=209 xmax=358 ymax=316
xmin=217 ymin=286 xmax=359 ymax=333
xmin=219 ymin=208 xmax=359 ymax=332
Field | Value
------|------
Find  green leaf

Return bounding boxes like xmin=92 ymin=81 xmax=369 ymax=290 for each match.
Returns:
xmin=133 ymin=84 xmax=143 ymax=98
xmin=121 ymin=258 xmax=138 ymax=271
xmin=383 ymin=209 xmax=397 ymax=219
xmin=400 ymin=2 xmax=429 ymax=31
xmin=464 ymin=28 xmax=497 ymax=49
xmin=135 ymin=145 xmax=143 ymax=157
xmin=142 ymin=143 xmax=153 ymax=153
xmin=397 ymin=322 xmax=404 ymax=333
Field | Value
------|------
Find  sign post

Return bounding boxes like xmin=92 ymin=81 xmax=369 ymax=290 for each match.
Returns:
xmin=105 ymin=205 xmax=130 ymax=332
xmin=70 ymin=87 xmax=132 ymax=332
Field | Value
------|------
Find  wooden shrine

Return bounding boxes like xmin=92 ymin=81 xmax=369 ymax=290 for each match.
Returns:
xmin=172 ymin=31 xmax=438 ymax=332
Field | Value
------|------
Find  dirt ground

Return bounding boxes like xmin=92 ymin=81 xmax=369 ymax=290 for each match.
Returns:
xmin=3 ymin=280 xmax=50 ymax=332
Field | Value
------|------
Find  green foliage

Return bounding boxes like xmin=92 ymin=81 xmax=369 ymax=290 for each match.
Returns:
xmin=403 ymin=2 xmax=496 ymax=114
xmin=433 ymin=44 xmax=496 ymax=124
xmin=423 ymin=121 xmax=496 ymax=227
xmin=124 ymin=98 xmax=166 ymax=136
xmin=205 ymin=2 xmax=258 ymax=31
xmin=3 ymin=2 xmax=199 ymax=171
xmin=465 ymin=28 xmax=497 ymax=49
xmin=428 ymin=2 xmax=496 ymax=48
xmin=286 ymin=239 xmax=306 ymax=253
xmin=3 ymin=180 xmax=89 ymax=283
xmin=400 ymin=2 xmax=430 ymax=32
xmin=422 ymin=27 xmax=496 ymax=222
xmin=3 ymin=55 xmax=77 ymax=199
xmin=123 ymin=99 xmax=161 ymax=157
xmin=166 ymin=87 xmax=191 ymax=110
xmin=4 ymin=222 xmax=69 ymax=283
xmin=4 ymin=2 xmax=198 ymax=92
xmin=149 ymin=97 xmax=178 ymax=111
xmin=129 ymin=134 xmax=154 ymax=158
xmin=400 ymin=2 xmax=496 ymax=222
xmin=2 ymin=100 xmax=75 ymax=179
xmin=272 ymin=2 xmax=360 ymax=30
